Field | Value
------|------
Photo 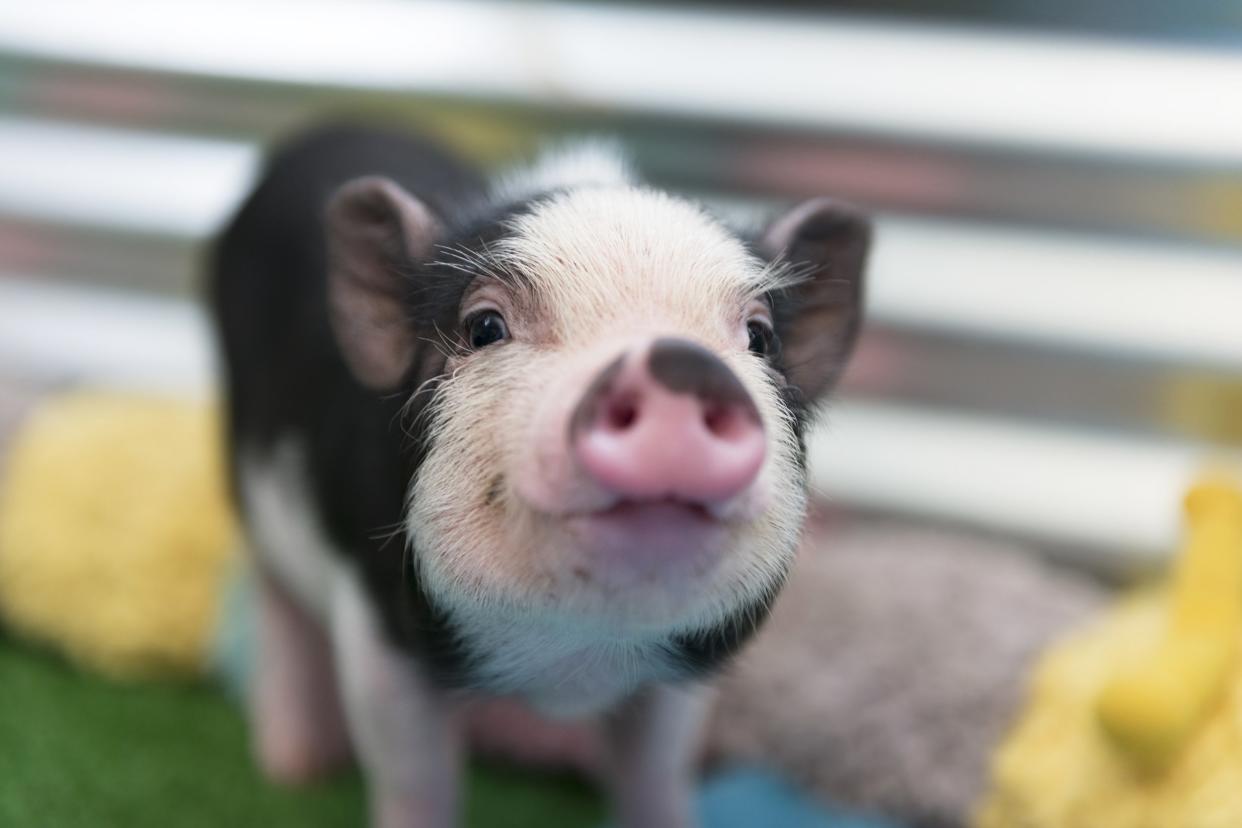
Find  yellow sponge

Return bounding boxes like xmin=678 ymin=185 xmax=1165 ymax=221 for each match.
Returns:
xmin=977 ymin=478 xmax=1242 ymax=828
xmin=1095 ymin=480 xmax=1242 ymax=772
xmin=0 ymin=392 xmax=238 ymax=680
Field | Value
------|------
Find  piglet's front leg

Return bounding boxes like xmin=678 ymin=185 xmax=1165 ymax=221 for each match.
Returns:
xmin=603 ymin=683 xmax=714 ymax=828
xmin=330 ymin=572 xmax=463 ymax=828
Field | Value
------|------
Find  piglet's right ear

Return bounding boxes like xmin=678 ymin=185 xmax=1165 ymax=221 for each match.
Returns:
xmin=326 ymin=176 xmax=440 ymax=390
xmin=760 ymin=198 xmax=870 ymax=405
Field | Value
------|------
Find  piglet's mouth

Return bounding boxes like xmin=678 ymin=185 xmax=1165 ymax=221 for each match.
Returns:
xmin=592 ymin=497 xmax=716 ymax=522
xmin=571 ymin=496 xmax=739 ymax=539
xmin=549 ymin=489 xmax=762 ymax=526
xmin=567 ymin=496 xmax=731 ymax=568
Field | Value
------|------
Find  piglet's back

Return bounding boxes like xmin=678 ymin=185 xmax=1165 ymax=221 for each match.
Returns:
xmin=206 ymin=125 xmax=483 ymax=550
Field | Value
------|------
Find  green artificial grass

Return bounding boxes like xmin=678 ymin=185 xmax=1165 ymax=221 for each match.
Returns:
xmin=0 ymin=633 xmax=603 ymax=828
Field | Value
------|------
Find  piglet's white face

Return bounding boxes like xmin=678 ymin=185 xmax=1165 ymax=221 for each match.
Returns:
xmin=325 ymin=163 xmax=869 ymax=641
xmin=413 ymin=188 xmax=805 ymax=634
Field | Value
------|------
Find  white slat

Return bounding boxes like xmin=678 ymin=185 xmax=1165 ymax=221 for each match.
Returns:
xmin=1 ymin=2 xmax=1240 ymax=164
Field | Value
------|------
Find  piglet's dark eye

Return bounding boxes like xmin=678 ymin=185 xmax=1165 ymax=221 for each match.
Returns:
xmin=466 ymin=310 xmax=509 ymax=349
xmin=747 ymin=320 xmax=774 ymax=356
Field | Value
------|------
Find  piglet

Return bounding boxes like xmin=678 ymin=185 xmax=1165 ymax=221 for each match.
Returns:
xmin=208 ymin=124 xmax=870 ymax=828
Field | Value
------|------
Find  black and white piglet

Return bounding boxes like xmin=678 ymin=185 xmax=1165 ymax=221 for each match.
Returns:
xmin=208 ymin=124 xmax=870 ymax=828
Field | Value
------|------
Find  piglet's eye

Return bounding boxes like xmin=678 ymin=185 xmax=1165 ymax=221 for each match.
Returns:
xmin=747 ymin=320 xmax=775 ymax=356
xmin=466 ymin=310 xmax=509 ymax=349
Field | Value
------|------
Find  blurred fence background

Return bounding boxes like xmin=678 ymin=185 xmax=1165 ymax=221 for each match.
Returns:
xmin=1 ymin=0 xmax=1240 ymax=570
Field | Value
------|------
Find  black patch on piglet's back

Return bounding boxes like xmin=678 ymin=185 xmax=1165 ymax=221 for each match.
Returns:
xmin=209 ymin=123 xmax=543 ymax=684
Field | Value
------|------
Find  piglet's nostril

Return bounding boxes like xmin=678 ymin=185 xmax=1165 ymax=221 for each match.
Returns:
xmin=605 ymin=396 xmax=639 ymax=432
xmin=703 ymin=403 xmax=746 ymax=440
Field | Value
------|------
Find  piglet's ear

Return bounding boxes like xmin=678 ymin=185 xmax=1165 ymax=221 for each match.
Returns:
xmin=326 ymin=176 xmax=440 ymax=390
xmin=760 ymin=197 xmax=871 ymax=405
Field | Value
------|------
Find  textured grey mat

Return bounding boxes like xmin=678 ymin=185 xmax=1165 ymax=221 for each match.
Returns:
xmin=708 ymin=516 xmax=1105 ymax=826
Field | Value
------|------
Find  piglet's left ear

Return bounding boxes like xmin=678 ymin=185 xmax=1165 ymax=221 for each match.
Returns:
xmin=326 ymin=176 xmax=441 ymax=390
xmin=760 ymin=197 xmax=871 ymax=406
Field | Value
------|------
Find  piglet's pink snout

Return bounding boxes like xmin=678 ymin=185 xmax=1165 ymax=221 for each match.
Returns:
xmin=571 ymin=339 xmax=766 ymax=505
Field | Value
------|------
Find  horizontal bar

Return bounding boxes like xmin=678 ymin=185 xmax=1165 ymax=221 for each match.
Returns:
xmin=840 ymin=326 xmax=1242 ymax=446
xmin=868 ymin=215 xmax=1242 ymax=369
xmin=0 ymin=275 xmax=213 ymax=392
xmin=0 ymin=117 xmax=256 ymax=237
xmin=808 ymin=399 xmax=1232 ymax=561
xmin=5 ymin=55 xmax=1239 ymax=244
xmin=1 ymin=1 xmax=1241 ymax=166
xmin=0 ymin=215 xmax=196 ymax=295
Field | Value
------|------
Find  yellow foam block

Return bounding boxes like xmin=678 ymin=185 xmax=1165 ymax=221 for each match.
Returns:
xmin=977 ymin=478 xmax=1242 ymax=828
xmin=0 ymin=392 xmax=238 ymax=680
xmin=1096 ymin=481 xmax=1242 ymax=772
xmin=977 ymin=591 xmax=1242 ymax=828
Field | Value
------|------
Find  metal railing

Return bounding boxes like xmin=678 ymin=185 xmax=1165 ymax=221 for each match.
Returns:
xmin=2 ymin=1 xmax=1240 ymax=565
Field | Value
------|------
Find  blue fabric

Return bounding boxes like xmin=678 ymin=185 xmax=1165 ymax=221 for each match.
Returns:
xmin=599 ymin=766 xmax=906 ymax=828
xmin=696 ymin=768 xmax=906 ymax=828
xmin=210 ymin=561 xmax=256 ymax=702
